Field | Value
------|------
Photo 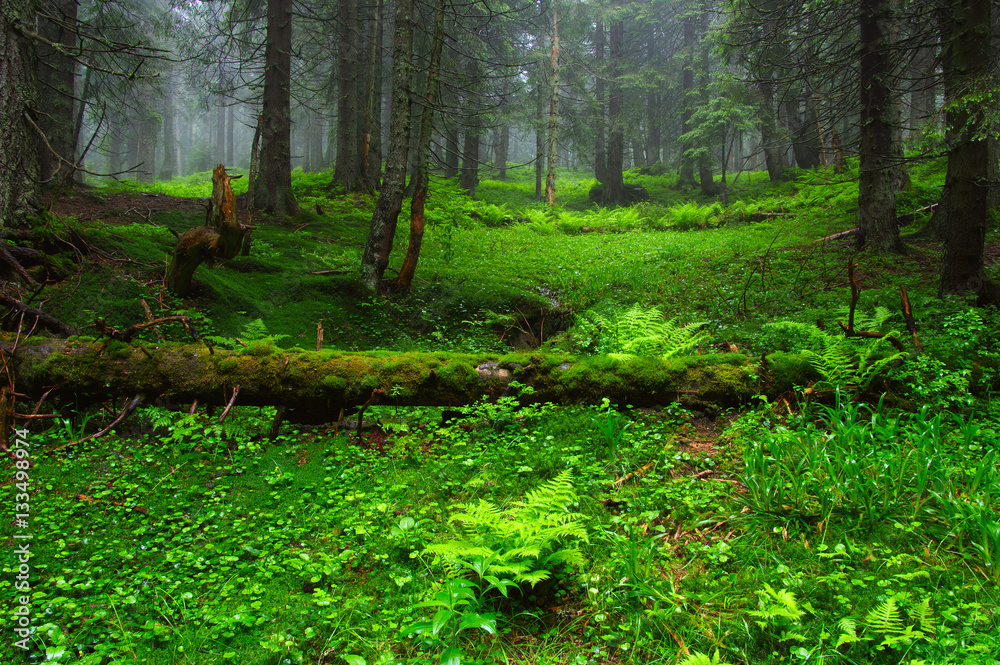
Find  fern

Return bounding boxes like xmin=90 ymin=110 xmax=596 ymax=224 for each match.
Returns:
xmin=678 ymin=650 xmax=732 ymax=665
xmin=590 ymin=305 xmax=708 ymax=358
xmin=909 ymin=596 xmax=935 ymax=635
xmin=767 ymin=320 xmax=907 ymax=396
xmin=864 ymin=594 xmax=905 ymax=634
xmin=834 ymin=617 xmax=871 ymax=647
xmin=423 ymin=470 xmax=588 ymax=588
xmin=749 ymin=584 xmax=807 ymax=625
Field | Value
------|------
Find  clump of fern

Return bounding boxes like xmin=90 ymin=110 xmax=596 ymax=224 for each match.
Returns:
xmin=422 ymin=470 xmax=588 ymax=589
xmin=767 ymin=313 xmax=907 ymax=397
xmin=578 ymin=305 xmax=708 ymax=359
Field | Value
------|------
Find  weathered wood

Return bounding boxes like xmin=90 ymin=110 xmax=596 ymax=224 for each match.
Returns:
xmin=2 ymin=336 xmax=817 ymax=422
xmin=165 ymin=165 xmax=251 ymax=296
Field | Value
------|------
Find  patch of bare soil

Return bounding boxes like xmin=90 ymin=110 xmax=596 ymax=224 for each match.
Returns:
xmin=48 ymin=188 xmax=204 ymax=226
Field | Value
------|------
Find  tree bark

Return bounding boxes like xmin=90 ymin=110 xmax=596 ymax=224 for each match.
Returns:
xmin=165 ymin=166 xmax=252 ymax=296
xmin=757 ymin=80 xmax=784 ymax=182
xmin=679 ymin=13 xmax=696 ymax=188
xmin=396 ymin=0 xmax=445 ymax=294
xmin=603 ymin=19 xmax=625 ymax=205
xmin=254 ymin=0 xmax=298 ymax=215
xmin=360 ymin=0 xmax=413 ymax=293
xmin=593 ymin=20 xmax=606 ymax=184
xmin=544 ymin=7 xmax=559 ymax=208
xmin=495 ymin=125 xmax=509 ymax=180
xmin=361 ymin=0 xmax=384 ymax=191
xmin=3 ymin=337 xmax=816 ymax=420
xmin=460 ymin=126 xmax=479 ymax=196
xmin=36 ymin=0 xmax=77 ymax=189
xmin=334 ymin=0 xmax=362 ymax=191
xmin=857 ymin=0 xmax=903 ymax=253
xmin=939 ymin=0 xmax=995 ymax=301
xmin=1 ymin=0 xmax=39 ymax=228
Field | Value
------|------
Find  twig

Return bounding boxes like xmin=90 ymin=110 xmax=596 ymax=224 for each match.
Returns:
xmin=52 ymin=396 xmax=142 ymax=452
xmin=218 ymin=386 xmax=240 ymax=424
xmin=899 ymin=286 xmax=923 ymax=354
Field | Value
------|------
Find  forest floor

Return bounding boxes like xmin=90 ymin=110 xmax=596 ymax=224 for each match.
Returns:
xmin=3 ymin=163 xmax=1000 ymax=665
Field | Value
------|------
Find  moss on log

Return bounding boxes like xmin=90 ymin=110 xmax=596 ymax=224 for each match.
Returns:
xmin=2 ymin=335 xmax=818 ymax=421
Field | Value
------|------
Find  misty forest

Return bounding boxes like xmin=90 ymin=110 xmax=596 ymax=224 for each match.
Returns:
xmin=1 ymin=0 xmax=999 ymax=663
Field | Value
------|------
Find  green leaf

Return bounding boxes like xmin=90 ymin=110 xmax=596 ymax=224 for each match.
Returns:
xmin=431 ymin=608 xmax=453 ymax=636
xmin=458 ymin=612 xmax=497 ymax=635
xmin=440 ymin=646 xmax=463 ymax=665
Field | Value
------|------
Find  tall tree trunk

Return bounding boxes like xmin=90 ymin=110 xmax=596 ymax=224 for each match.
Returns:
xmin=495 ymin=125 xmax=509 ymax=179
xmin=544 ymin=7 xmax=559 ymax=207
xmin=36 ymin=0 xmax=77 ymax=189
xmin=757 ymin=79 xmax=783 ymax=182
xmin=248 ymin=114 xmax=262 ymax=204
xmin=939 ymin=0 xmax=994 ymax=300
xmin=226 ymin=107 xmax=234 ymax=167
xmin=594 ymin=20 xmax=606 ymax=184
xmin=909 ymin=40 xmax=937 ymax=136
xmin=396 ymin=0 xmax=445 ymax=294
xmin=787 ymin=96 xmax=821 ymax=169
xmin=160 ymin=101 xmax=177 ymax=180
xmin=361 ymin=0 xmax=413 ymax=293
xmin=108 ymin=112 xmax=123 ymax=176
xmin=444 ymin=98 xmax=459 ymax=177
xmin=309 ymin=114 xmax=324 ymax=172
xmin=460 ymin=126 xmax=479 ymax=196
xmin=857 ymin=0 xmax=902 ymax=253
xmin=254 ymin=0 xmax=298 ymax=215
xmin=1 ymin=0 xmax=39 ymax=228
xmin=534 ymin=83 xmax=544 ymax=200
xmin=697 ymin=9 xmax=715 ymax=196
xmin=136 ymin=89 xmax=158 ymax=185
xmin=645 ymin=23 xmax=661 ymax=165
xmin=361 ymin=0 xmax=383 ymax=191
xmin=216 ymin=102 xmax=226 ymax=166
xmin=679 ymin=13 xmax=696 ymax=187
xmin=334 ymin=0 xmax=361 ymax=191
xmin=604 ymin=19 xmax=625 ymax=204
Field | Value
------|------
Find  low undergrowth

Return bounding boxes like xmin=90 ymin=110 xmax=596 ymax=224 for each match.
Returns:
xmin=2 ymin=388 xmax=998 ymax=664
xmin=6 ymin=156 xmax=998 ymax=664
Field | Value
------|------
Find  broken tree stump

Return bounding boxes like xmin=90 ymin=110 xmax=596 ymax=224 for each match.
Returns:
xmin=165 ymin=165 xmax=252 ymax=296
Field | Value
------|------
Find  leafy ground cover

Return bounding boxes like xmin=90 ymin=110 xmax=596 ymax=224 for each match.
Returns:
xmin=2 ymin=160 xmax=999 ymax=664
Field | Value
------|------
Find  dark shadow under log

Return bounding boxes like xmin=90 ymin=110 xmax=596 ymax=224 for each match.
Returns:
xmin=165 ymin=165 xmax=251 ymax=296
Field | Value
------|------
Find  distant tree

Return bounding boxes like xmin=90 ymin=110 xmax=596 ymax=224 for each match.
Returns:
xmin=253 ymin=0 xmax=298 ymax=215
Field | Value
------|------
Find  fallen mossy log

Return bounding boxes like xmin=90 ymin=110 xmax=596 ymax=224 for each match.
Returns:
xmin=2 ymin=336 xmax=818 ymax=422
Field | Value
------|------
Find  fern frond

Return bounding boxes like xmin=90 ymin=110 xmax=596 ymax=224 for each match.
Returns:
xmin=678 ymin=650 xmax=731 ymax=665
xmin=864 ymin=596 xmax=904 ymax=634
xmin=908 ymin=597 xmax=935 ymax=635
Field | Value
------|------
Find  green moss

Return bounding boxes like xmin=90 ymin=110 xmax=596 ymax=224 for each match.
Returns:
xmin=321 ymin=375 xmax=348 ymax=394
xmin=243 ymin=339 xmax=278 ymax=357
xmin=215 ymin=357 xmax=238 ymax=372
xmin=106 ymin=340 xmax=132 ymax=360
xmin=438 ymin=361 xmax=479 ymax=393
xmin=764 ymin=352 xmax=818 ymax=394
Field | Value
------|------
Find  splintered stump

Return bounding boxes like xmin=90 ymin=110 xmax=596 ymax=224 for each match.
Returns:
xmin=165 ymin=165 xmax=250 ymax=296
